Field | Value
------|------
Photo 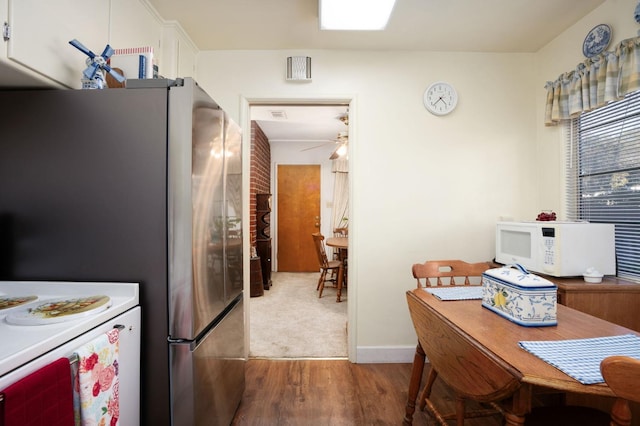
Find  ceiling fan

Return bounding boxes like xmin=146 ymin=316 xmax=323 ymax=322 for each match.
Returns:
xmin=330 ymin=132 xmax=348 ymax=159
xmin=300 ymin=108 xmax=349 ymax=157
xmin=329 ymin=144 xmax=347 ymax=160
xmin=300 ymin=131 xmax=348 ymax=158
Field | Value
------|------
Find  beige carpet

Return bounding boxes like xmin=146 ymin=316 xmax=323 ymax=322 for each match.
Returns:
xmin=249 ymin=271 xmax=348 ymax=358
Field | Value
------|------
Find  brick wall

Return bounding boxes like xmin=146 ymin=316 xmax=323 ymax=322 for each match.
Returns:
xmin=250 ymin=121 xmax=271 ymax=248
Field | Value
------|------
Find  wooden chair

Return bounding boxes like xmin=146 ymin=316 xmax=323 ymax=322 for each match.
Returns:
xmin=525 ymin=355 xmax=640 ymax=425
xmin=331 ymin=227 xmax=348 ymax=259
xmin=333 ymin=227 xmax=348 ymax=237
xmin=405 ymin=286 xmax=519 ymax=426
xmin=412 ymin=259 xmax=491 ymax=288
xmin=602 ymin=355 xmax=640 ymax=426
xmin=311 ymin=232 xmax=344 ymax=301
xmin=405 ymin=259 xmax=495 ymax=425
xmin=331 ymin=227 xmax=348 ymax=284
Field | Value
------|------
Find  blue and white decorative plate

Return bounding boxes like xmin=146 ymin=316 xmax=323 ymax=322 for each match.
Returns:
xmin=582 ymin=24 xmax=612 ymax=58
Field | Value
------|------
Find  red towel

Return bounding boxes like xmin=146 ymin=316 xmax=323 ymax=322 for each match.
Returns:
xmin=1 ymin=357 xmax=74 ymax=426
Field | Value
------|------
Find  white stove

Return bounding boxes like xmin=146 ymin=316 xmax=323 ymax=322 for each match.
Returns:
xmin=0 ymin=281 xmax=140 ymax=424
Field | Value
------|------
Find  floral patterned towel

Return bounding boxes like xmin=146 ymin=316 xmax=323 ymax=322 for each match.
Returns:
xmin=71 ymin=328 xmax=120 ymax=426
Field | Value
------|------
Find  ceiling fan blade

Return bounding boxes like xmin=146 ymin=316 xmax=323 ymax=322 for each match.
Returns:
xmin=300 ymin=141 xmax=334 ymax=152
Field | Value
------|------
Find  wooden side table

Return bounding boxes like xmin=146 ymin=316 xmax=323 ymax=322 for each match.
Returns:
xmin=550 ymin=276 xmax=640 ymax=332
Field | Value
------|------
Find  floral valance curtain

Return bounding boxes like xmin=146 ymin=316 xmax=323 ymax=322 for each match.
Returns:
xmin=545 ymin=37 xmax=640 ymax=126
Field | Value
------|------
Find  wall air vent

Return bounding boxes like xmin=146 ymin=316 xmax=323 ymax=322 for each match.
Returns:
xmin=286 ymin=56 xmax=312 ymax=82
xmin=269 ymin=110 xmax=287 ymax=119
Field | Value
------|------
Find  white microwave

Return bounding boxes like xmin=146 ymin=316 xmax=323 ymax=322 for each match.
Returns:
xmin=495 ymin=221 xmax=616 ymax=277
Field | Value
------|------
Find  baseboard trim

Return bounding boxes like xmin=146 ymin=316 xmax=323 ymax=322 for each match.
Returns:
xmin=355 ymin=345 xmax=418 ymax=363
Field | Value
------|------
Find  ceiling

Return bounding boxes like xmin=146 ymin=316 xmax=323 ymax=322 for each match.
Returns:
xmin=250 ymin=104 xmax=349 ymax=144
xmin=147 ymin=0 xmax=607 ymax=143
xmin=148 ymin=0 xmax=605 ymax=52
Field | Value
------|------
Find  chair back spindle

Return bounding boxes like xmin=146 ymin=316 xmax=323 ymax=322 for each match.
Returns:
xmin=412 ymin=259 xmax=492 ymax=288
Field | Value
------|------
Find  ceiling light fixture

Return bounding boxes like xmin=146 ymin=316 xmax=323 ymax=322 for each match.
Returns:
xmin=319 ymin=0 xmax=396 ymax=31
xmin=330 ymin=142 xmax=348 ymax=160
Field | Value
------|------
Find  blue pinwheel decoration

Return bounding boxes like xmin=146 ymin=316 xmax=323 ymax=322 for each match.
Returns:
xmin=69 ymin=39 xmax=125 ymax=89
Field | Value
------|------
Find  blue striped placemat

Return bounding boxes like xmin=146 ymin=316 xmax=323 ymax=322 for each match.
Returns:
xmin=424 ymin=286 xmax=483 ymax=301
xmin=518 ymin=334 xmax=640 ymax=384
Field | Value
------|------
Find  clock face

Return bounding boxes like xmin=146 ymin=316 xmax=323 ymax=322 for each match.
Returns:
xmin=423 ymin=82 xmax=458 ymax=116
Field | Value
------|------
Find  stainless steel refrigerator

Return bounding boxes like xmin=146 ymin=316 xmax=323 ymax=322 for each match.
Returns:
xmin=0 ymin=78 xmax=245 ymax=426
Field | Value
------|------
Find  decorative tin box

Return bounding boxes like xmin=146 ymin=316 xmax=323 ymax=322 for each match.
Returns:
xmin=481 ymin=264 xmax=557 ymax=327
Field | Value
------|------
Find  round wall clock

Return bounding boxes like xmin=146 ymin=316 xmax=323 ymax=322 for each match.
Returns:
xmin=423 ymin=81 xmax=458 ymax=116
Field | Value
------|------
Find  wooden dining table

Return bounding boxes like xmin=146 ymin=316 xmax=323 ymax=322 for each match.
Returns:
xmin=403 ymin=287 xmax=640 ymax=425
xmin=325 ymin=236 xmax=347 ymax=250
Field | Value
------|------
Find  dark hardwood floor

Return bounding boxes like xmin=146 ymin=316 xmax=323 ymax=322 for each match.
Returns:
xmin=231 ymin=359 xmax=503 ymax=425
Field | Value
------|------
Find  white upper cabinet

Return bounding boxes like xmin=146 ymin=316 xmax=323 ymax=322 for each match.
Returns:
xmin=4 ymin=0 xmax=110 ymax=89
xmin=110 ymin=1 xmax=198 ymax=81
xmin=161 ymin=22 xmax=197 ymax=79
xmin=176 ymin=31 xmax=197 ymax=80
xmin=0 ymin=0 xmax=195 ymax=88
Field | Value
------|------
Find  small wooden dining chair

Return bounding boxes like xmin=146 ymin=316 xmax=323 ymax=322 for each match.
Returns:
xmin=405 ymin=259 xmax=496 ymax=425
xmin=311 ymin=232 xmax=343 ymax=301
xmin=601 ymin=355 xmax=640 ymax=425
xmin=330 ymin=227 xmax=348 ymax=284
xmin=412 ymin=259 xmax=491 ymax=288
xmin=333 ymin=227 xmax=348 ymax=237
xmin=331 ymin=227 xmax=348 ymax=260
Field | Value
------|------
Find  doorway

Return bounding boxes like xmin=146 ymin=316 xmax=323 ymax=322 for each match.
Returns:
xmin=246 ymin=99 xmax=353 ymax=360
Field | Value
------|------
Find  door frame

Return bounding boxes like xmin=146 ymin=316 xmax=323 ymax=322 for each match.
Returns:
xmin=241 ymin=95 xmax=357 ymax=362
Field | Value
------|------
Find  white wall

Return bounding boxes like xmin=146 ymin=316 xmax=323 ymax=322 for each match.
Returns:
xmin=109 ymin=0 xmax=163 ymax=60
xmin=196 ymin=50 xmax=538 ymax=362
xmin=195 ymin=0 xmax=633 ymax=362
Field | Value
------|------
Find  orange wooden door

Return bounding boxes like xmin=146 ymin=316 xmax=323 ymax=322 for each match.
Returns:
xmin=277 ymin=165 xmax=321 ymax=272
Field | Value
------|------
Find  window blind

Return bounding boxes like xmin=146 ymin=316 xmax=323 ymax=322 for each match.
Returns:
xmin=564 ymin=91 xmax=640 ymax=281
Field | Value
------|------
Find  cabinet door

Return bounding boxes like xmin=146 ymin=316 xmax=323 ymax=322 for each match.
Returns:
xmin=8 ymin=0 xmax=109 ymax=89
xmin=161 ymin=23 xmax=197 ymax=79
xmin=177 ymin=36 xmax=196 ymax=78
